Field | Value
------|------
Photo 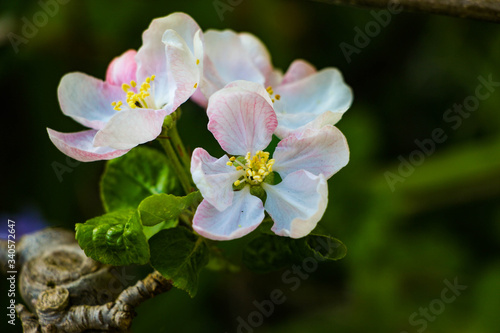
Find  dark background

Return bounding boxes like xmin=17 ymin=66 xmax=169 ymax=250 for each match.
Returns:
xmin=1 ymin=0 xmax=500 ymax=332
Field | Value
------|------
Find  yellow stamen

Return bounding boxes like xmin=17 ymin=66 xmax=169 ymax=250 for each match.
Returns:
xmin=275 ymin=94 xmax=281 ymax=100
xmin=196 ymin=59 xmax=200 ymax=65
xmin=194 ymin=83 xmax=198 ymax=88
xmin=112 ymin=75 xmax=156 ymax=111
xmin=112 ymin=101 xmax=123 ymax=111
xmin=228 ymin=151 xmax=275 ymax=186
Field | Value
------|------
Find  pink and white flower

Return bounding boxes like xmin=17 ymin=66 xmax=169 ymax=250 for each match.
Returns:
xmin=191 ymin=82 xmax=349 ymax=240
xmin=48 ymin=13 xmax=203 ymax=162
xmin=195 ymin=29 xmax=353 ymax=138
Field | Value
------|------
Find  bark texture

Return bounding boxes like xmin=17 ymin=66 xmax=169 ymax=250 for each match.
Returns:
xmin=310 ymin=0 xmax=500 ymax=23
xmin=1 ymin=228 xmax=172 ymax=332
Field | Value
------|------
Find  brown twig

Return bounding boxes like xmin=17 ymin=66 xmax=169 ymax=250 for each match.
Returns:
xmin=3 ymin=228 xmax=173 ymax=332
xmin=16 ymin=304 xmax=41 ymax=333
xmin=16 ymin=271 xmax=171 ymax=332
xmin=309 ymin=0 xmax=500 ymax=23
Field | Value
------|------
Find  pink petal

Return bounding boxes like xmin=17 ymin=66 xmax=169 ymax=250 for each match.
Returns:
xmin=239 ymin=32 xmax=273 ymax=81
xmin=201 ymin=30 xmax=266 ymax=98
xmin=105 ymin=49 xmax=137 ymax=86
xmin=262 ymin=170 xmax=328 ymax=238
xmin=47 ymin=128 xmax=130 ymax=162
xmin=207 ymin=88 xmax=277 ymax=155
xmin=190 ymin=148 xmax=243 ymax=211
xmin=162 ymin=29 xmax=203 ymax=110
xmin=280 ymin=59 xmax=316 ymax=85
xmin=266 ymin=68 xmax=284 ymax=88
xmin=93 ymin=109 xmax=169 ymax=150
xmin=224 ymin=80 xmax=274 ymax=106
xmin=193 ymin=187 xmax=265 ymax=240
xmin=273 ymin=68 xmax=352 ymax=134
xmin=58 ymin=73 xmax=123 ymax=130
xmin=273 ymin=125 xmax=349 ymax=179
xmin=274 ymin=110 xmax=344 ymax=139
xmin=190 ymin=87 xmax=208 ymax=109
xmin=136 ymin=13 xmax=201 ymax=109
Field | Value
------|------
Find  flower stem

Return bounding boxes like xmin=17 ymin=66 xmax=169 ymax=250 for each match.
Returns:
xmin=169 ymin=123 xmax=191 ymax=170
xmin=158 ymin=127 xmax=193 ymax=195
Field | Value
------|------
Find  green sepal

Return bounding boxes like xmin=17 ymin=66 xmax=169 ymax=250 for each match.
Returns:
xmin=263 ymin=171 xmax=282 ymax=185
xmin=249 ymin=185 xmax=267 ymax=203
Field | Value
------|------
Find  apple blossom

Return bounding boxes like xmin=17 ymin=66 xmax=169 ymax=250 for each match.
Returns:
xmin=195 ymin=29 xmax=353 ymax=138
xmin=191 ymin=82 xmax=349 ymax=240
xmin=48 ymin=13 xmax=203 ymax=162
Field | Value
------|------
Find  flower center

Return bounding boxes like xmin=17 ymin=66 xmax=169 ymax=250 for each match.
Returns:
xmin=266 ymin=86 xmax=280 ymax=103
xmin=227 ymin=151 xmax=275 ymax=186
xmin=111 ymin=75 xmax=156 ymax=111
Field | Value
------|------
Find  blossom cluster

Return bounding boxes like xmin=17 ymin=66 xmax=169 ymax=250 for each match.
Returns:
xmin=48 ymin=13 xmax=353 ymax=240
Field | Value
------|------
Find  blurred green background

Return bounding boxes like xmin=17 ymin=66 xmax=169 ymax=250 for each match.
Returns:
xmin=1 ymin=0 xmax=500 ymax=332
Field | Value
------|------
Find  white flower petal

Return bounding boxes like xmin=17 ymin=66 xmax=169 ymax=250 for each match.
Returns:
xmin=273 ymin=125 xmax=349 ymax=179
xmin=162 ymin=28 xmax=202 ymax=110
xmin=136 ymin=13 xmax=201 ymax=109
xmin=207 ymin=88 xmax=277 ymax=155
xmin=263 ymin=170 xmax=328 ymax=239
xmin=191 ymin=148 xmax=243 ymax=211
xmin=190 ymin=86 xmax=208 ymax=108
xmin=47 ymin=128 xmax=130 ymax=162
xmin=273 ymin=68 xmax=352 ymax=133
xmin=58 ymin=73 xmax=122 ymax=130
xmin=223 ymin=80 xmax=274 ymax=107
xmin=193 ymin=187 xmax=265 ymax=241
xmin=201 ymin=29 xmax=266 ymax=98
xmin=274 ymin=110 xmax=344 ymax=139
xmin=105 ymin=49 xmax=137 ymax=86
xmin=280 ymin=59 xmax=316 ymax=85
xmin=93 ymin=108 xmax=168 ymax=150
xmin=239 ymin=32 xmax=273 ymax=80
xmin=266 ymin=68 xmax=284 ymax=88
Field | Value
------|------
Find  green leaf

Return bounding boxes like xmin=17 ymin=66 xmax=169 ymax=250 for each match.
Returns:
xmin=138 ymin=191 xmax=202 ymax=227
xmin=142 ymin=220 xmax=175 ymax=240
xmin=75 ymin=209 xmax=150 ymax=266
xmin=292 ymin=234 xmax=347 ymax=262
xmin=242 ymin=232 xmax=347 ymax=273
xmin=242 ymin=234 xmax=295 ymax=273
xmin=100 ymin=146 xmax=180 ymax=213
xmin=149 ymin=228 xmax=209 ymax=297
